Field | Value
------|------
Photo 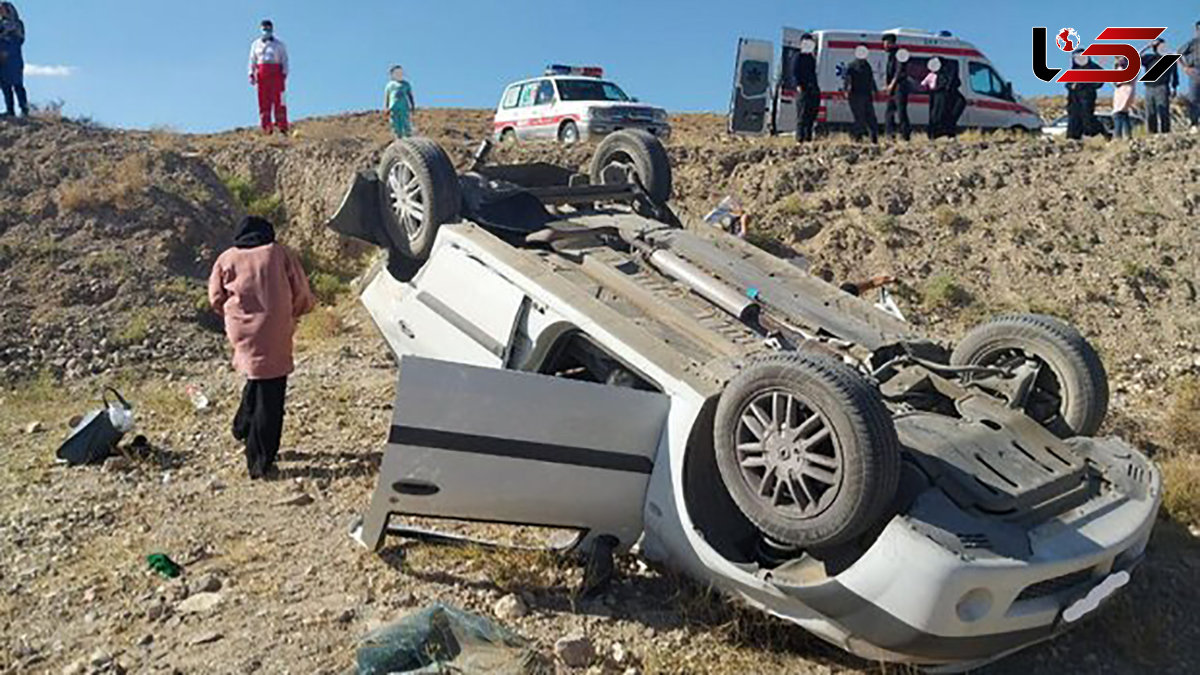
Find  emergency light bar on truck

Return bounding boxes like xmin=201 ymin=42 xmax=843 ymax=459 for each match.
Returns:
xmin=545 ymin=64 xmax=604 ymax=78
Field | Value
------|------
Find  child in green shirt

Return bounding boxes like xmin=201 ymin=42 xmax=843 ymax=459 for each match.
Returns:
xmin=384 ymin=65 xmax=415 ymax=138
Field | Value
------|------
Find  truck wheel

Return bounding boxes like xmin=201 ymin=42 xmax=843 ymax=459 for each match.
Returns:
xmin=558 ymin=121 xmax=580 ymax=145
xmin=952 ymin=314 xmax=1109 ymax=438
xmin=377 ymin=138 xmax=461 ymax=262
xmin=589 ymin=129 xmax=672 ymax=204
xmin=499 ymin=128 xmax=517 ymax=144
xmin=713 ymin=352 xmax=901 ymax=549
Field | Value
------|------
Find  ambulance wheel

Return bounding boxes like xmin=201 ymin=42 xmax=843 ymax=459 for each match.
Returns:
xmin=713 ymin=352 xmax=901 ymax=549
xmin=952 ymin=314 xmax=1109 ymax=438
xmin=558 ymin=121 xmax=580 ymax=145
xmin=500 ymin=128 xmax=517 ymax=144
xmin=589 ymin=129 xmax=672 ymax=204
xmin=377 ymin=138 xmax=461 ymax=262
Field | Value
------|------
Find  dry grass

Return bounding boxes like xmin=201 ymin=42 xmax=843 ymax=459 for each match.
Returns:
xmin=402 ymin=543 xmax=568 ymax=593
xmin=774 ymin=194 xmax=810 ymax=217
xmin=295 ymin=307 xmax=344 ymax=349
xmin=922 ymin=274 xmax=973 ymax=309
xmin=932 ymin=204 xmax=969 ymax=231
xmin=1165 ymin=376 xmax=1200 ymax=456
xmin=1161 ymin=455 xmax=1200 ymax=527
xmin=56 ymin=154 xmax=153 ymax=212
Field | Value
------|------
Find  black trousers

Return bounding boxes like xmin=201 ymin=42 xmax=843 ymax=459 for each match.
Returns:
xmin=796 ymin=90 xmax=820 ymax=141
xmin=848 ymin=94 xmax=878 ymax=143
xmin=885 ymin=91 xmax=911 ymax=140
xmin=1 ymin=80 xmax=27 ymax=116
xmin=232 ymin=377 xmax=288 ymax=478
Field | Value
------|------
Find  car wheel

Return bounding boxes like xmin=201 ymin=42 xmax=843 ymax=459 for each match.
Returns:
xmin=500 ymin=127 xmax=517 ymax=144
xmin=377 ymin=138 xmax=461 ymax=262
xmin=558 ymin=121 xmax=580 ymax=145
xmin=588 ymin=129 xmax=672 ymax=204
xmin=713 ymin=352 xmax=901 ymax=549
xmin=952 ymin=314 xmax=1109 ymax=438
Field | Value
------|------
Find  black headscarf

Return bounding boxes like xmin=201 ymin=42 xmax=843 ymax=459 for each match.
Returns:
xmin=233 ymin=216 xmax=276 ymax=249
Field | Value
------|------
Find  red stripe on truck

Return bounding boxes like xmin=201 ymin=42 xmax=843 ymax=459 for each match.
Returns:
xmin=825 ymin=40 xmax=983 ymax=57
xmin=815 ymin=91 xmax=1032 ymax=114
xmin=493 ymin=113 xmax=580 ymax=129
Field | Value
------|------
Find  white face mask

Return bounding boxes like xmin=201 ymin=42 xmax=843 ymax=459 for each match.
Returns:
xmin=927 ymin=57 xmax=941 ymax=73
xmin=896 ymin=48 xmax=910 ymax=63
xmin=854 ymin=45 xmax=869 ymax=60
xmin=1073 ymin=53 xmax=1088 ymax=66
xmin=800 ymin=39 xmax=816 ymax=54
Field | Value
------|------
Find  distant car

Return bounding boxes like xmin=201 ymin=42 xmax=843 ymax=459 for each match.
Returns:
xmin=493 ymin=65 xmax=671 ymax=145
xmin=1041 ymin=112 xmax=1144 ymax=137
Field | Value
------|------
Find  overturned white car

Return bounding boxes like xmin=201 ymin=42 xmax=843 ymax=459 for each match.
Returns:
xmin=328 ymin=131 xmax=1160 ymax=669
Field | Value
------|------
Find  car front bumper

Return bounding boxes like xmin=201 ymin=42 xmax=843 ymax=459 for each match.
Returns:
xmin=584 ymin=119 xmax=671 ymax=141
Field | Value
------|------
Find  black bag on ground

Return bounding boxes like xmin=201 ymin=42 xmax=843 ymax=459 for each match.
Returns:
xmin=55 ymin=388 xmax=134 ymax=466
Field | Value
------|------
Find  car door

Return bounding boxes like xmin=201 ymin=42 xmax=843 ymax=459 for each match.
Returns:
xmin=532 ymin=80 xmax=560 ymax=140
xmin=355 ymin=355 xmax=671 ymax=552
xmin=514 ymin=81 xmax=541 ymax=140
xmin=361 ymin=244 xmax=527 ymax=368
xmin=965 ymin=61 xmax=1011 ymax=128
xmin=730 ymin=38 xmax=775 ymax=134
xmin=494 ymin=83 xmax=522 ymax=139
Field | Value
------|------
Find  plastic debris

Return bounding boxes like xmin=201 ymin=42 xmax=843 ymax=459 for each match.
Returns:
xmin=703 ymin=195 xmax=747 ymax=238
xmin=146 ymin=553 xmax=182 ymax=579
xmin=354 ymin=603 xmax=546 ymax=675
xmin=186 ymin=385 xmax=210 ymax=411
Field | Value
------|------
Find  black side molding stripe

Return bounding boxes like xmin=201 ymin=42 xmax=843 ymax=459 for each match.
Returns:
xmin=415 ymin=291 xmax=505 ymax=358
xmin=388 ymin=426 xmax=654 ymax=474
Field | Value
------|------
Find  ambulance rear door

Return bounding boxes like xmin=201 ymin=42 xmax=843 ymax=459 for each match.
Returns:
xmin=729 ymin=38 xmax=775 ymax=135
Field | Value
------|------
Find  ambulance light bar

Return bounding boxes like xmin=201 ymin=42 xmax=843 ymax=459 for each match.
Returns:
xmin=545 ymin=64 xmax=604 ymax=78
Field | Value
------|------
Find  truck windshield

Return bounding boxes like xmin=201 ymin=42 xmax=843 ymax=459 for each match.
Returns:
xmin=556 ymin=79 xmax=630 ymax=102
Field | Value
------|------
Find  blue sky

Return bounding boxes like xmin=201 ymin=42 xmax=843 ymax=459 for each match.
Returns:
xmin=18 ymin=1 xmax=1200 ymax=132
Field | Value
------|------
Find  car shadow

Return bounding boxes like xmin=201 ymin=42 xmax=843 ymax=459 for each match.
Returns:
xmin=276 ymin=449 xmax=381 ymax=482
xmin=376 ymin=539 xmax=867 ymax=672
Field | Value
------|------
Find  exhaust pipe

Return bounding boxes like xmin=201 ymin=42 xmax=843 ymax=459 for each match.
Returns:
xmin=644 ymin=248 xmax=759 ymax=323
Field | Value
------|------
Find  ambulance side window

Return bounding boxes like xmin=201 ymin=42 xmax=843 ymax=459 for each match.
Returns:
xmin=517 ymin=82 xmax=540 ymax=108
xmin=501 ymin=85 xmax=521 ymax=109
xmin=969 ymin=63 xmax=1006 ymax=99
xmin=535 ymin=80 xmax=556 ymax=105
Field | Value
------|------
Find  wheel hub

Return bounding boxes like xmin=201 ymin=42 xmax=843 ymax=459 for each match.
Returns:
xmin=734 ymin=390 xmax=843 ymax=519
xmin=387 ymin=161 xmax=425 ymax=242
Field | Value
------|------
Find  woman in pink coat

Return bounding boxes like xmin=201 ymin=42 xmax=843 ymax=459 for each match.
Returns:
xmin=208 ymin=216 xmax=316 ymax=479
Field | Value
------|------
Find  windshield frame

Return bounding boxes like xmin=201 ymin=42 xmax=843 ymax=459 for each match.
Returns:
xmin=554 ymin=78 xmax=631 ymax=103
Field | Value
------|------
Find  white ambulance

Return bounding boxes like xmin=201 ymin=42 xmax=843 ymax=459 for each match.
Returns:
xmin=730 ymin=28 xmax=1042 ymax=135
xmin=494 ymin=65 xmax=671 ymax=144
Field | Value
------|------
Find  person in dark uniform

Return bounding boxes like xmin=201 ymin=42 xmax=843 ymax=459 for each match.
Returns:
xmin=882 ymin=34 xmax=911 ymax=141
xmin=843 ymin=44 xmax=878 ymax=143
xmin=1065 ymin=48 xmax=1105 ymax=140
xmin=1142 ymin=38 xmax=1179 ymax=134
xmin=794 ymin=33 xmax=820 ymax=142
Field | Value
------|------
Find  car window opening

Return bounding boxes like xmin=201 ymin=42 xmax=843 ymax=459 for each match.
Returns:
xmin=541 ymin=332 xmax=657 ymax=392
xmin=557 ymin=79 xmax=630 ymax=102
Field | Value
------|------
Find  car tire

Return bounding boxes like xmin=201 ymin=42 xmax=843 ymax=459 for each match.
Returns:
xmin=589 ymin=129 xmax=672 ymax=204
xmin=951 ymin=314 xmax=1109 ymax=438
xmin=499 ymin=127 xmax=517 ymax=144
xmin=713 ymin=351 xmax=901 ymax=549
xmin=377 ymin=137 xmax=461 ymax=262
xmin=558 ymin=121 xmax=580 ymax=145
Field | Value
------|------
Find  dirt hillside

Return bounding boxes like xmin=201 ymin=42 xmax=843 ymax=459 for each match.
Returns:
xmin=1 ymin=109 xmax=1199 ymax=675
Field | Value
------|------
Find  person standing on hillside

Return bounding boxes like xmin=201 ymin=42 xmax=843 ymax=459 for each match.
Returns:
xmin=1065 ymin=49 xmax=1105 ymax=140
xmin=0 ymin=2 xmax=28 ymax=118
xmin=843 ymin=44 xmax=878 ymax=143
xmin=1178 ymin=22 xmax=1200 ymax=131
xmin=208 ymin=216 xmax=316 ymax=480
xmin=1142 ymin=38 xmax=1178 ymax=134
xmin=248 ymin=19 xmax=290 ymax=135
xmin=923 ymin=57 xmax=963 ymax=139
xmin=793 ymin=34 xmax=820 ymax=143
xmin=882 ymin=34 xmax=911 ymax=141
xmin=384 ymin=65 xmax=415 ymax=138
xmin=1112 ymin=56 xmax=1137 ymax=139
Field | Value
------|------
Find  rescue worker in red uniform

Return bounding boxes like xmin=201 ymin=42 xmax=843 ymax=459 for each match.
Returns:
xmin=248 ymin=19 xmax=289 ymax=134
